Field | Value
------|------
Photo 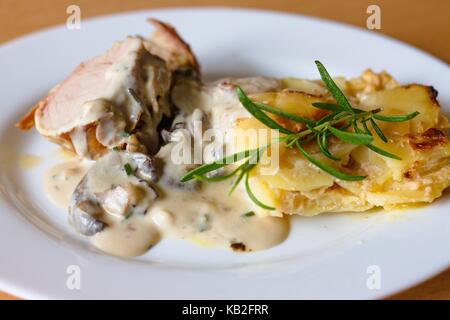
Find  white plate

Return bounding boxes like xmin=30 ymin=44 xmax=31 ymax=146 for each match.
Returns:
xmin=0 ymin=8 xmax=449 ymax=300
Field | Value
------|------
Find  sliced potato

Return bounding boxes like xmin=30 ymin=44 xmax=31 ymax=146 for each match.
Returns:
xmin=358 ymin=85 xmax=442 ymax=134
xmin=281 ymin=78 xmax=327 ymax=96
xmin=250 ymin=90 xmax=326 ymax=119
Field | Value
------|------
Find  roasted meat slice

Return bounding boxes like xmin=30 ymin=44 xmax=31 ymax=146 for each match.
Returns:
xmin=16 ymin=19 xmax=200 ymax=159
xmin=17 ymin=36 xmax=170 ymax=158
xmin=145 ymin=18 xmax=200 ymax=75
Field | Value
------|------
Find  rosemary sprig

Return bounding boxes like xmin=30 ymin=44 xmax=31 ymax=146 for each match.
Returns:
xmin=295 ymin=140 xmax=365 ymax=181
xmin=315 ymin=60 xmax=354 ymax=114
xmin=236 ymin=87 xmax=294 ymax=134
xmin=180 ymin=148 xmax=259 ymax=182
xmin=312 ymin=102 xmax=342 ymax=112
xmin=180 ymin=61 xmax=419 ymax=210
xmin=244 ymin=170 xmax=275 ymax=210
xmin=370 ymin=117 xmax=388 ymax=142
xmin=373 ymin=111 xmax=420 ymax=122
xmin=253 ymin=101 xmax=315 ymax=125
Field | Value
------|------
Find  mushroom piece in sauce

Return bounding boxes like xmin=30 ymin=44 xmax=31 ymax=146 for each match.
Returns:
xmin=69 ymin=151 xmax=158 ymax=236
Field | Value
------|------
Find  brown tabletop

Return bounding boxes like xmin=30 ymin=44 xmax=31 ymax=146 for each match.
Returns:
xmin=0 ymin=0 xmax=449 ymax=300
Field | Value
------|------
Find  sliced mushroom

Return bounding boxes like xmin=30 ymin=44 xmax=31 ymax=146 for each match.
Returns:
xmin=131 ymin=153 xmax=159 ymax=182
xmin=69 ymin=183 xmax=106 ymax=236
xmin=69 ymin=151 xmax=158 ymax=236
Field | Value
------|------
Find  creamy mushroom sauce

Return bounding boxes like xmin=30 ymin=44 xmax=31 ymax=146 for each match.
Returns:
xmin=43 ymin=77 xmax=290 ymax=257
xmin=91 ymin=180 xmax=288 ymax=257
xmin=44 ymin=158 xmax=288 ymax=256
xmin=44 ymin=159 xmax=93 ymax=208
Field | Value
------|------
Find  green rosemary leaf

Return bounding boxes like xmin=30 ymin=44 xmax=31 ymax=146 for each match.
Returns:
xmin=124 ymin=163 xmax=133 ymax=176
xmin=193 ymin=166 xmax=241 ymax=182
xmin=276 ymin=136 xmax=291 ymax=143
xmin=328 ymin=126 xmax=373 ymax=145
xmin=254 ymin=101 xmax=315 ymax=126
xmin=354 ymin=125 xmax=400 ymax=159
xmin=317 ymin=132 xmax=340 ymax=161
xmin=321 ymin=131 xmax=330 ymax=149
xmin=181 ymin=163 xmax=227 ymax=182
xmin=307 ymin=123 xmax=320 ymax=134
xmin=180 ymin=148 xmax=258 ymax=182
xmin=315 ymin=61 xmax=355 ymax=114
xmin=236 ymin=86 xmax=293 ymax=134
xmin=228 ymin=164 xmax=251 ymax=195
xmin=316 ymin=111 xmax=341 ymax=125
xmin=285 ymin=136 xmax=299 ymax=147
xmin=333 ymin=112 xmax=350 ymax=121
xmin=312 ymin=102 xmax=343 ymax=112
xmin=228 ymin=145 xmax=268 ymax=194
xmin=367 ymin=143 xmax=402 ymax=160
xmin=244 ymin=171 xmax=275 ymax=210
xmin=296 ymin=141 xmax=366 ymax=181
xmin=351 ymin=119 xmax=358 ymax=131
xmin=362 ymin=118 xmax=372 ymax=135
xmin=370 ymin=118 xmax=388 ymax=143
xmin=373 ymin=111 xmax=420 ymax=122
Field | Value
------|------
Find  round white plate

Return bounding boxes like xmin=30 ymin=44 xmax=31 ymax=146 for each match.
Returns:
xmin=0 ymin=8 xmax=449 ymax=300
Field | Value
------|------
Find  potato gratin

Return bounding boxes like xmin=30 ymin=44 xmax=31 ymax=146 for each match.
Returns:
xmin=16 ymin=19 xmax=449 ymax=256
xmin=241 ymin=72 xmax=450 ymax=216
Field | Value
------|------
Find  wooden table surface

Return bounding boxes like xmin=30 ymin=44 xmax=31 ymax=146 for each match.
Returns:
xmin=0 ymin=0 xmax=449 ymax=300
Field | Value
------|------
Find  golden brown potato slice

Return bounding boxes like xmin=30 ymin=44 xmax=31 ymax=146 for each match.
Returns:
xmin=358 ymin=84 xmax=445 ymax=134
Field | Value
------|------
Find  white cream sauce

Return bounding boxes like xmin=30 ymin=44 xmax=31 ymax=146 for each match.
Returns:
xmin=44 ymin=159 xmax=93 ymax=208
xmin=91 ymin=179 xmax=289 ymax=256
xmin=19 ymin=154 xmax=43 ymax=170
xmin=148 ymin=181 xmax=288 ymax=251
xmin=44 ymin=157 xmax=288 ymax=256
xmin=42 ymin=76 xmax=289 ymax=257
xmin=91 ymin=215 xmax=160 ymax=257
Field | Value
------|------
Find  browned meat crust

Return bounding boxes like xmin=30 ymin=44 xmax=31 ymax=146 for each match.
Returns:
xmin=147 ymin=18 xmax=200 ymax=74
